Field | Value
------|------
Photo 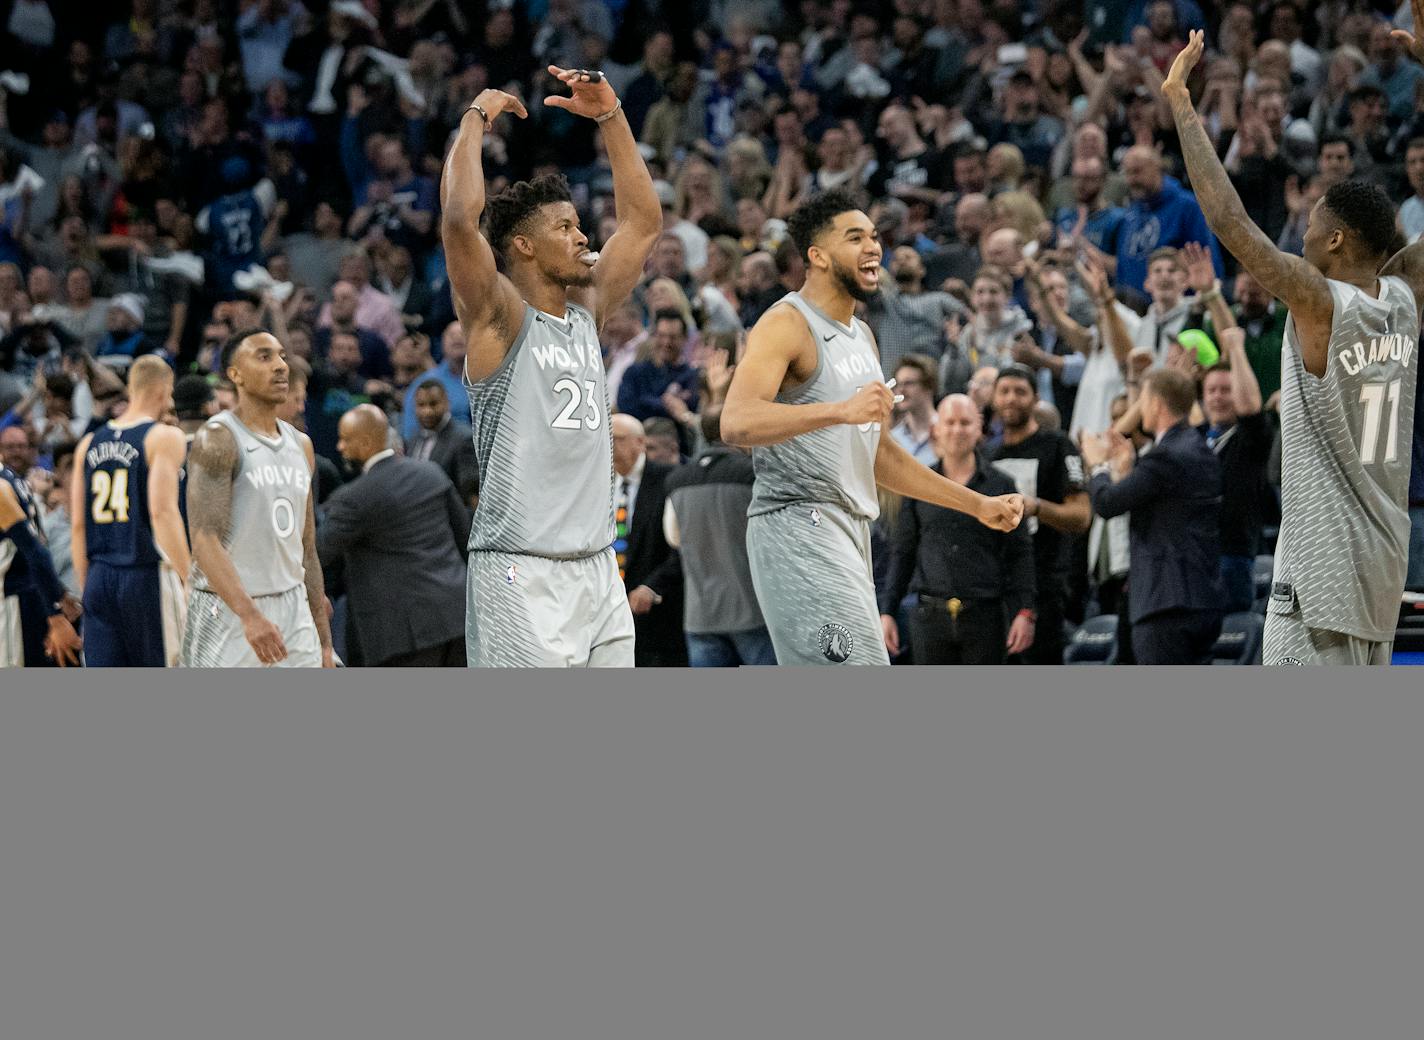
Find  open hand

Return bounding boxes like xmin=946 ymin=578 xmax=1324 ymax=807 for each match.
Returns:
xmin=45 ymin=614 xmax=83 ymax=667
xmin=1163 ymin=30 xmax=1205 ymax=100
xmin=543 ymin=65 xmax=617 ymax=120
xmin=1391 ymin=0 xmax=1424 ymax=66
xmin=1182 ymin=240 xmax=1216 ymax=293
xmin=471 ymin=88 xmax=528 ymax=125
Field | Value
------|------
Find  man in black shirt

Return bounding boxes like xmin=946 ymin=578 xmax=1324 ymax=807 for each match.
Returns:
xmin=880 ymin=395 xmax=1036 ymax=664
xmin=986 ymin=366 xmax=1092 ymax=664
xmin=1197 ymin=327 xmax=1269 ymax=613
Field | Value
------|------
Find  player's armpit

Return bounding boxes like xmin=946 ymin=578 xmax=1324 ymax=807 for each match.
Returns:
xmin=721 ymin=305 xmax=842 ymax=447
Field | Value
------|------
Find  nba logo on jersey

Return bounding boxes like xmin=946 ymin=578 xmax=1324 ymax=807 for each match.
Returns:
xmin=505 ymin=564 xmax=518 ymax=585
xmin=818 ymin=623 xmax=852 ymax=663
xmin=809 ymin=508 xmax=822 ymax=527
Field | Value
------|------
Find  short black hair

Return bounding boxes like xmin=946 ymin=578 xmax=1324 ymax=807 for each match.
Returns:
xmin=414 ymin=379 xmax=448 ymax=400
xmin=1319 ymin=132 xmax=1354 ymax=157
xmin=1347 ymin=84 xmax=1385 ymax=107
xmin=1321 ymin=180 xmax=1398 ymax=259
xmin=994 ymin=364 xmax=1038 ymax=393
xmin=787 ymin=188 xmax=865 ymax=257
xmin=220 ymin=327 xmax=270 ymax=374
xmin=484 ymin=173 xmax=574 ymax=257
xmin=651 ymin=308 xmax=687 ymax=334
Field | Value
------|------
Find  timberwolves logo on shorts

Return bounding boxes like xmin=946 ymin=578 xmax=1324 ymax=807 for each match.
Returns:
xmin=818 ymin=623 xmax=853 ymax=663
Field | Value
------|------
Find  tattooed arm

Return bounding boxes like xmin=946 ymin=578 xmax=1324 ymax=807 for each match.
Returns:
xmin=298 ymin=432 xmax=335 ymax=667
xmin=187 ymin=421 xmax=288 ymax=665
xmin=1162 ymin=32 xmax=1334 ymax=377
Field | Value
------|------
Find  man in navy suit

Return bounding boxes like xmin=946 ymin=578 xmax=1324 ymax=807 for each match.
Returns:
xmin=1082 ymin=367 xmax=1224 ymax=664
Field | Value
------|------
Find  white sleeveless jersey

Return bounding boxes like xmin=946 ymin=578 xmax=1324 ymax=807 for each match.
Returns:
xmin=1275 ymin=275 xmax=1418 ymax=641
xmin=749 ymin=293 xmax=883 ymax=521
xmin=191 ymin=412 xmax=310 ymax=598
xmin=464 ymin=302 xmax=615 ymax=558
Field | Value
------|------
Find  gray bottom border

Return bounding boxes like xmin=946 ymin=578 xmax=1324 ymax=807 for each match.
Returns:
xmin=1 ymin=669 xmax=1419 ymax=1040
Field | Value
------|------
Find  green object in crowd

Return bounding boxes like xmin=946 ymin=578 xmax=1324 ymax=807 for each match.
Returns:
xmin=1176 ymin=328 xmax=1219 ymax=368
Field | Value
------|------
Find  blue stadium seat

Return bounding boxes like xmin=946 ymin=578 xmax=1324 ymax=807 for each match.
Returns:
xmin=1253 ymin=555 xmax=1274 ymax=601
xmin=1064 ymin=615 xmax=1118 ymax=665
xmin=1210 ymin=612 xmax=1264 ymax=665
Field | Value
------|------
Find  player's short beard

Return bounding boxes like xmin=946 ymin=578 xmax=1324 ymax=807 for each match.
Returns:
xmin=831 ymin=258 xmax=877 ymax=302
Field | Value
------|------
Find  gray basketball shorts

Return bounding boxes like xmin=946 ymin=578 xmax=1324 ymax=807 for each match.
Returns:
xmin=1263 ymin=601 xmax=1392 ymax=666
xmin=181 ymin=586 xmax=322 ymax=668
xmin=746 ymin=502 xmax=889 ymax=666
xmin=466 ymin=547 xmax=635 ymax=667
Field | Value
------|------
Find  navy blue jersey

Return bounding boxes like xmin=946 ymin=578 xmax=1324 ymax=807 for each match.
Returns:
xmin=0 ymin=465 xmax=43 ymax=597
xmin=83 ymin=421 xmax=162 ymax=568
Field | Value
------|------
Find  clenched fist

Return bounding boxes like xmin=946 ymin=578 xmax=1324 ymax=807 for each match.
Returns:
xmin=978 ymin=493 xmax=1024 ymax=532
xmin=840 ymin=380 xmax=895 ymax=428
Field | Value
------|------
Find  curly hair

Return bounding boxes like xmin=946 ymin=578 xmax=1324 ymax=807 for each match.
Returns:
xmin=786 ymin=188 xmax=865 ymax=258
xmin=483 ymin=173 xmax=574 ymax=257
xmin=1321 ymin=180 xmax=1397 ymax=260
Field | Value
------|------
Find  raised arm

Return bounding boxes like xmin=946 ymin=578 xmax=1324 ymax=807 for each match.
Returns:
xmin=1218 ymin=326 xmax=1263 ymax=417
xmin=543 ymin=66 xmax=662 ymax=329
xmin=720 ymin=304 xmax=889 ymax=447
xmin=145 ymin=424 xmax=192 ymax=584
xmin=297 ymin=433 xmax=335 ymax=667
xmin=440 ymin=89 xmax=530 ymax=383
xmin=1162 ymin=32 xmax=1334 ymax=376
xmin=186 ymin=421 xmax=288 ymax=665
xmin=1378 ymin=0 xmax=1424 ymax=310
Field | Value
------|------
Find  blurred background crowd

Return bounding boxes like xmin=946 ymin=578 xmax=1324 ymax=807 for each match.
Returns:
xmin=2 ymin=0 xmax=1423 ymax=666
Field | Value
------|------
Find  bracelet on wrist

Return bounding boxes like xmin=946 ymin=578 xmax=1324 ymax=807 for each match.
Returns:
xmin=593 ymin=97 xmax=623 ymax=124
xmin=466 ymin=103 xmax=491 ymax=130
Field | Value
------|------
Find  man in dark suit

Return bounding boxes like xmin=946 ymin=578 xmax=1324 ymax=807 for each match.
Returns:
xmin=611 ymin=413 xmax=686 ymax=667
xmin=319 ymin=405 xmax=471 ymax=667
xmin=1082 ymin=368 xmax=1225 ymax=664
xmin=405 ymin=381 xmax=479 ymax=509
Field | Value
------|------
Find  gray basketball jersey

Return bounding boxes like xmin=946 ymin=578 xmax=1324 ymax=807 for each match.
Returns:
xmin=464 ymin=302 xmax=615 ymax=558
xmin=749 ymin=293 xmax=883 ymax=521
xmin=1274 ymin=275 xmax=1418 ymax=641
xmin=190 ymin=411 xmax=310 ymax=598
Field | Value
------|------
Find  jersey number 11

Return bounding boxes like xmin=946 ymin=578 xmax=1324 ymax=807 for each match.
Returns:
xmin=1357 ymin=378 xmax=1402 ymax=466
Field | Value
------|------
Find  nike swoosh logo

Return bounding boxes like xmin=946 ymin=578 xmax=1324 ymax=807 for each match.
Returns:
xmin=246 ymin=445 xmax=260 ymax=452
xmin=823 ymin=334 xmax=835 ymax=342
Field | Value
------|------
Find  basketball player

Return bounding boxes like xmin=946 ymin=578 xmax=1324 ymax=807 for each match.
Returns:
xmin=2 ymin=456 xmax=82 ymax=666
xmin=180 ymin=330 xmax=334 ymax=668
xmin=1165 ymin=33 xmax=1419 ymax=665
xmin=70 ymin=356 xmax=191 ymax=667
xmin=441 ymin=67 xmax=662 ymax=666
xmin=721 ymin=189 xmax=1024 ymax=666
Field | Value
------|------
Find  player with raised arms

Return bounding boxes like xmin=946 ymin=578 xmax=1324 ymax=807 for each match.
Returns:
xmin=441 ymin=67 xmax=662 ymax=667
xmin=1163 ymin=31 xmax=1419 ymax=664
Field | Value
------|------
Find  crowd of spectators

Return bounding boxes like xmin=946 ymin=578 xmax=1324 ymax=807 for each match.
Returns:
xmin=2 ymin=0 xmax=1423 ymax=666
